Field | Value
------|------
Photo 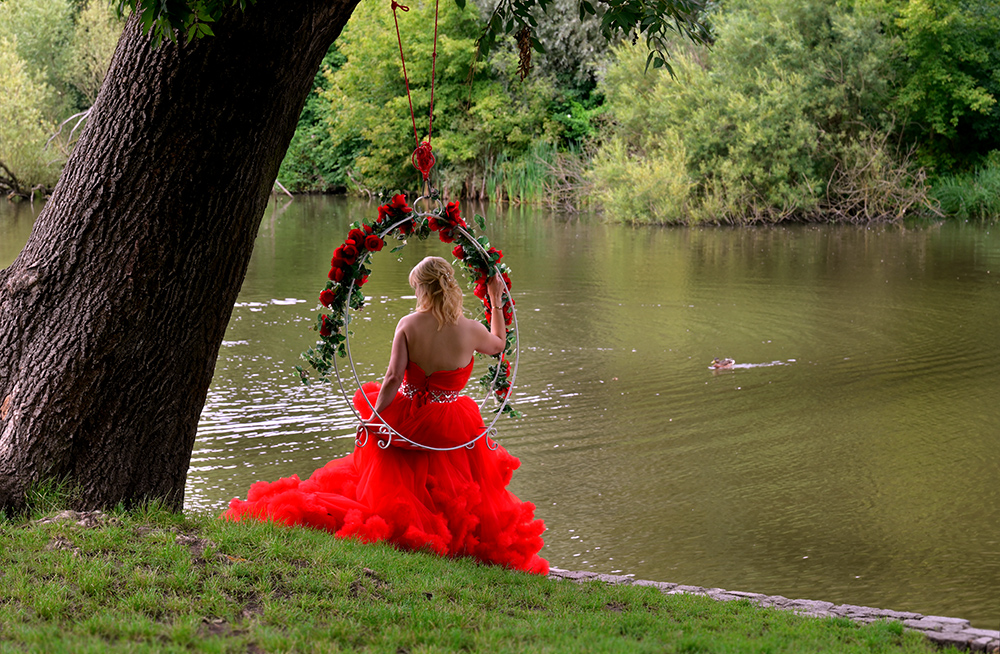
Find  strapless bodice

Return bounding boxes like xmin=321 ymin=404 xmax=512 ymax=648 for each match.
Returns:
xmin=403 ymin=359 xmax=474 ymax=393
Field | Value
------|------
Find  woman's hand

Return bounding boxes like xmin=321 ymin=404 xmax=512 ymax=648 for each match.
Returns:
xmin=487 ymin=275 xmax=505 ymax=302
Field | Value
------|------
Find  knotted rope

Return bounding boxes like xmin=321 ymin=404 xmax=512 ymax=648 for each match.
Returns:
xmin=391 ymin=0 xmax=441 ymax=181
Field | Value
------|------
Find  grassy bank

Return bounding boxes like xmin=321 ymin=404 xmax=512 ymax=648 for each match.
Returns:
xmin=0 ymin=506 xmax=952 ymax=654
xmin=930 ymin=159 xmax=1000 ymax=221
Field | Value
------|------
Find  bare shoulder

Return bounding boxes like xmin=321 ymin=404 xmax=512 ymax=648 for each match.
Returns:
xmin=460 ymin=316 xmax=488 ymax=333
xmin=398 ymin=311 xmax=438 ymax=336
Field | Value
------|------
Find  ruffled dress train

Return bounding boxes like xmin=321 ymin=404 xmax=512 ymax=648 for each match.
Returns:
xmin=223 ymin=360 xmax=548 ymax=575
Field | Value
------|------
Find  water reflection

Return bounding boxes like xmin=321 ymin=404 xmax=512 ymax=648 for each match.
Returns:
xmin=2 ymin=197 xmax=997 ymax=627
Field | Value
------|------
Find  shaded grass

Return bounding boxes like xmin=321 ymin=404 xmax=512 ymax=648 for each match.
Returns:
xmin=0 ymin=507 xmax=953 ymax=653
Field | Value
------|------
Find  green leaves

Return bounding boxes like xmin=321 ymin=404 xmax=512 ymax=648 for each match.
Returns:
xmin=116 ymin=0 xmax=710 ymax=80
xmin=882 ymin=0 xmax=1000 ymax=166
xmin=116 ymin=0 xmax=254 ymax=46
xmin=590 ymin=0 xmax=941 ymax=224
xmin=473 ymin=0 xmax=710 ymax=75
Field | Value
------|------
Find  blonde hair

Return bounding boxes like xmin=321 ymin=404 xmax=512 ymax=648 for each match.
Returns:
xmin=409 ymin=256 xmax=463 ymax=329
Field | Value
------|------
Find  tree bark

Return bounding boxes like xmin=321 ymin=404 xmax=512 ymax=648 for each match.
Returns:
xmin=0 ymin=0 xmax=359 ymax=512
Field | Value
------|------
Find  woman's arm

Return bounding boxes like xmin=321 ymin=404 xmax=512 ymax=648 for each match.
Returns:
xmin=366 ymin=318 xmax=409 ymax=419
xmin=472 ymin=276 xmax=507 ymax=356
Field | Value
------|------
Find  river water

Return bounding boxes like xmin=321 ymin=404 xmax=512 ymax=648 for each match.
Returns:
xmin=2 ymin=196 xmax=998 ymax=627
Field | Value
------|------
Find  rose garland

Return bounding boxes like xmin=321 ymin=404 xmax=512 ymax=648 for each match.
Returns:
xmin=297 ymin=194 xmax=519 ymax=417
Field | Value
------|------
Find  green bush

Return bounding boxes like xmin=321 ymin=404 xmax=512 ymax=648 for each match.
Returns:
xmin=64 ymin=0 xmax=125 ymax=106
xmin=0 ymin=35 xmax=60 ymax=194
xmin=275 ymin=44 xmax=349 ymax=193
xmin=867 ymin=0 xmax=1000 ymax=169
xmin=590 ymin=133 xmax=693 ymax=224
xmin=0 ymin=0 xmax=123 ymax=196
xmin=0 ymin=0 xmax=76 ymax=119
xmin=318 ymin=0 xmax=559 ymax=200
xmin=590 ymin=0 xmax=932 ymax=224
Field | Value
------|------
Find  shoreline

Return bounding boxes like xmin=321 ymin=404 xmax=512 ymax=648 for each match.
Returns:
xmin=548 ymin=568 xmax=999 ymax=652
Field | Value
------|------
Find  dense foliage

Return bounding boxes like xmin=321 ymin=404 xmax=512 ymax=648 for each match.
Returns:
xmin=594 ymin=0 xmax=907 ymax=223
xmin=0 ymin=0 xmax=123 ymax=197
xmin=590 ymin=0 xmax=999 ymax=223
xmin=273 ymin=44 xmax=349 ymax=194
xmin=111 ymin=0 xmax=709 ymax=74
xmin=874 ymin=0 xmax=1000 ymax=169
xmin=305 ymin=0 xmax=564 ymax=201
xmin=2 ymin=0 xmax=997 ymax=221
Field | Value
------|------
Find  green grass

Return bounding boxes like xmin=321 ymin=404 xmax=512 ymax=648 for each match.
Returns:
xmin=485 ymin=142 xmax=558 ymax=205
xmin=0 ymin=506 xmax=953 ymax=653
xmin=931 ymin=158 xmax=1000 ymax=221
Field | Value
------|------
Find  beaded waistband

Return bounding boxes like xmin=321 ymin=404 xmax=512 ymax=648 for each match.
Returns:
xmin=400 ymin=381 xmax=461 ymax=404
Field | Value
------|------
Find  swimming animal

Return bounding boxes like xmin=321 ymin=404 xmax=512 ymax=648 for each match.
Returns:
xmin=709 ymin=358 xmax=735 ymax=370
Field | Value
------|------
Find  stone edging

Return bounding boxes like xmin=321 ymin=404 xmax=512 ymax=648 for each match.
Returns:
xmin=547 ymin=568 xmax=999 ymax=653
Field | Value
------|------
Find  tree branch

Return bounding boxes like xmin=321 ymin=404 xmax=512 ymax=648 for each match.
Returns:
xmin=0 ymin=160 xmax=23 ymax=198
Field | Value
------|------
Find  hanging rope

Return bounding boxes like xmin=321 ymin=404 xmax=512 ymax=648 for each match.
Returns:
xmin=428 ymin=0 xmax=440 ymax=143
xmin=390 ymin=1 xmax=418 ymax=146
xmin=391 ymin=0 xmax=440 ymax=181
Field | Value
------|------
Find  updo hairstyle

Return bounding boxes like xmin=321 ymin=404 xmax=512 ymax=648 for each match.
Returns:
xmin=409 ymin=256 xmax=464 ymax=329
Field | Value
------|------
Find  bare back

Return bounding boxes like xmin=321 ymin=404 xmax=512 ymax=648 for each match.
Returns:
xmin=366 ymin=273 xmax=507 ymax=416
xmin=400 ymin=311 xmax=501 ymax=374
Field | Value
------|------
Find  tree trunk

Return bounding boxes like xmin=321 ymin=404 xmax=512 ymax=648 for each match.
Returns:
xmin=0 ymin=0 xmax=358 ymax=512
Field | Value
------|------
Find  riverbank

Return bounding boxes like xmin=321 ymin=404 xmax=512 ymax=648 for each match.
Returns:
xmin=0 ymin=506 xmax=969 ymax=653
xmin=549 ymin=569 xmax=999 ymax=652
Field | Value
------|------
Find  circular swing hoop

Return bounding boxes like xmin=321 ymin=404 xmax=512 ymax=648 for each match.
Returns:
xmin=333 ymin=198 xmax=518 ymax=452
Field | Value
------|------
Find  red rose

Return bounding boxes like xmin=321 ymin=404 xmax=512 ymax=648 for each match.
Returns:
xmin=329 ymin=267 xmax=346 ymax=282
xmin=363 ymin=223 xmax=373 ymax=234
xmin=438 ymin=230 xmax=454 ymax=243
xmin=333 ymin=245 xmax=356 ymax=266
xmin=319 ymin=289 xmax=335 ymax=307
xmin=474 ymin=283 xmax=488 ymax=300
xmin=348 ymin=228 xmax=366 ymax=246
xmin=444 ymin=201 xmax=465 ymax=228
xmin=341 ymin=243 xmax=359 ymax=264
xmin=365 ymin=234 xmax=383 ymax=252
xmin=502 ymin=272 xmax=512 ymax=291
xmin=359 ymin=274 xmax=369 ymax=286
xmin=427 ymin=216 xmax=440 ymax=232
xmin=390 ymin=194 xmax=411 ymax=213
xmin=398 ymin=220 xmax=413 ymax=235
xmin=452 ymin=245 xmax=465 ymax=259
xmin=488 ymin=247 xmax=502 ymax=262
xmin=320 ymin=315 xmax=333 ymax=337
xmin=378 ymin=194 xmax=412 ymax=225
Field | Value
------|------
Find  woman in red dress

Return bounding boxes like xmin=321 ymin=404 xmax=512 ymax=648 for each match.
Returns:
xmin=223 ymin=256 xmax=548 ymax=574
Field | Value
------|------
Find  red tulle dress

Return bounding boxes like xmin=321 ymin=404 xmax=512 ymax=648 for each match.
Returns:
xmin=223 ymin=359 xmax=549 ymax=575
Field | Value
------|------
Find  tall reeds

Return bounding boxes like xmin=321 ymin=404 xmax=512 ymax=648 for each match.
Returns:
xmin=483 ymin=142 xmax=557 ymax=205
xmin=932 ymin=158 xmax=1000 ymax=220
